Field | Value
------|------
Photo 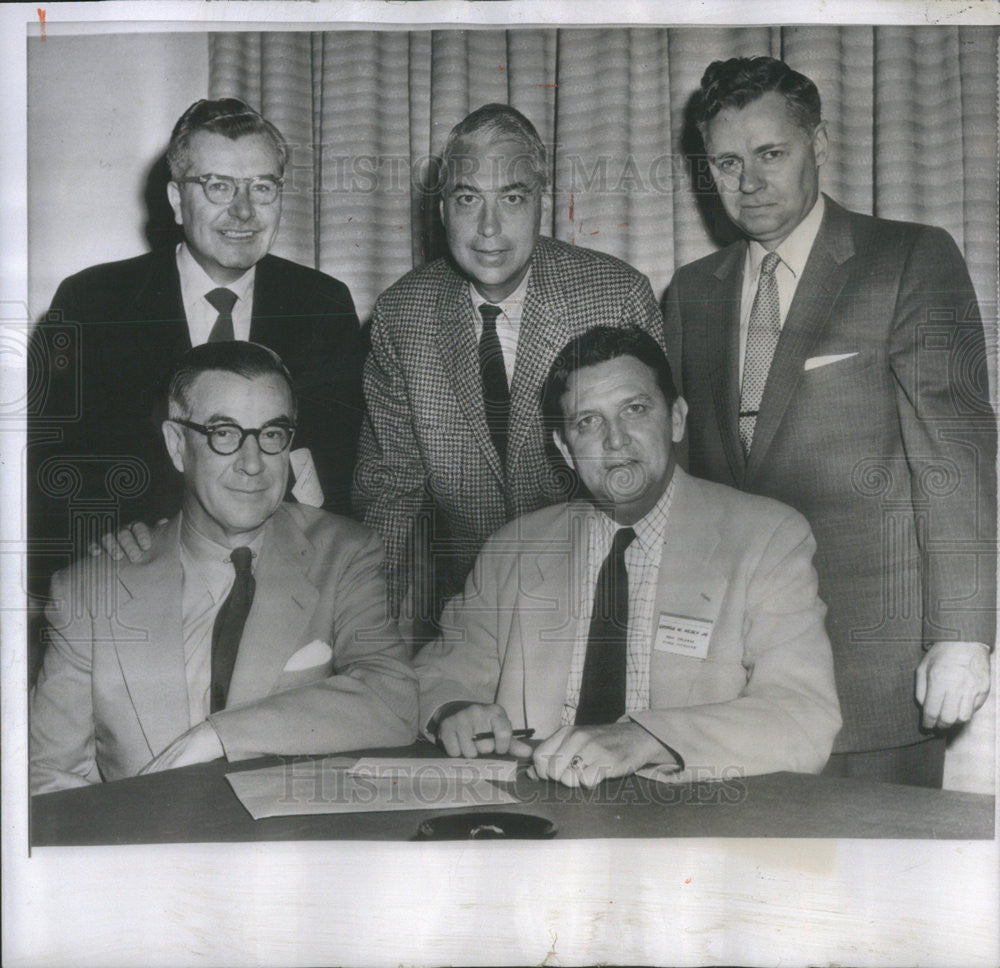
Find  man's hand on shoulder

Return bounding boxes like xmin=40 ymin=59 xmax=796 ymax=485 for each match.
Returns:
xmin=434 ymin=702 xmax=533 ymax=759
xmin=88 ymin=519 xmax=164 ymax=563
xmin=915 ymin=640 xmax=991 ymax=731
xmin=139 ymin=721 xmax=225 ymax=775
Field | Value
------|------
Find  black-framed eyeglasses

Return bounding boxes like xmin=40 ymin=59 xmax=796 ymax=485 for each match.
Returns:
xmin=172 ymin=419 xmax=296 ymax=455
xmin=176 ymin=173 xmax=284 ymax=206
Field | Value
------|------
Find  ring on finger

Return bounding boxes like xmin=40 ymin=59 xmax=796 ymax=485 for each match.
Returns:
xmin=570 ymin=754 xmax=584 ymax=771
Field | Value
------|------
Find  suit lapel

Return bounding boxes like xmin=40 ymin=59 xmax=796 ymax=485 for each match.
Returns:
xmin=248 ymin=255 xmax=293 ymax=352
xmin=129 ymin=248 xmax=190 ymax=359
xmin=652 ymin=470 xmax=724 ymax=624
xmin=513 ymin=505 xmax=590 ymax=737
xmin=704 ymin=244 xmax=748 ymax=484
xmin=225 ymin=507 xmax=319 ymax=705
xmin=746 ymin=197 xmax=855 ymax=482
xmin=433 ymin=271 xmax=506 ymax=483
xmin=113 ymin=517 xmax=190 ymax=756
xmin=507 ymin=249 xmax=573 ymax=474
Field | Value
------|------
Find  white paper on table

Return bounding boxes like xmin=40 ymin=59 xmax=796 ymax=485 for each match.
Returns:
xmin=349 ymin=757 xmax=518 ymax=783
xmin=226 ymin=756 xmax=521 ymax=820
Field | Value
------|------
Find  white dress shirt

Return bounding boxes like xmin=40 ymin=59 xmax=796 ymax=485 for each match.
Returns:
xmin=176 ymin=242 xmax=256 ymax=345
xmin=469 ymin=269 xmax=531 ymax=385
xmin=179 ymin=515 xmax=264 ymax=727
xmin=560 ymin=477 xmax=676 ymax=726
xmin=738 ymin=194 xmax=825 ymax=380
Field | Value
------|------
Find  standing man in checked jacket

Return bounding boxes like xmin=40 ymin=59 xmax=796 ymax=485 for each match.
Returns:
xmin=354 ymin=103 xmax=665 ymax=638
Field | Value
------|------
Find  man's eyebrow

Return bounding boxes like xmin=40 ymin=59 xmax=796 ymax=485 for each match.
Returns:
xmin=449 ymin=181 xmax=533 ymax=194
xmin=200 ymin=412 xmax=292 ymax=425
xmin=753 ymin=140 xmax=790 ymax=153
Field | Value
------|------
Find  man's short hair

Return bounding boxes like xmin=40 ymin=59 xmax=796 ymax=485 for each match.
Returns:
xmin=167 ymin=341 xmax=297 ymax=421
xmin=696 ymin=56 xmax=822 ymax=135
xmin=166 ymin=98 xmax=289 ymax=180
xmin=440 ymin=102 xmax=548 ymax=192
xmin=541 ymin=327 xmax=678 ymax=435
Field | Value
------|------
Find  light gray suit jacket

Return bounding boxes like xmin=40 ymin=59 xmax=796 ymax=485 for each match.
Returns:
xmin=30 ymin=504 xmax=417 ymax=794
xmin=415 ymin=469 xmax=842 ymax=782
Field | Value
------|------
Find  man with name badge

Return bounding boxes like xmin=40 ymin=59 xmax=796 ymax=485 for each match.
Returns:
xmin=415 ymin=327 xmax=841 ymax=786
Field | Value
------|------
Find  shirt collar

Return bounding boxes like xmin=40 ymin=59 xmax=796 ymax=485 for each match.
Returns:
xmin=469 ymin=267 xmax=532 ymax=319
xmin=177 ymin=242 xmax=256 ymax=306
xmin=594 ymin=473 xmax=675 ymax=557
xmin=747 ymin=193 xmax=825 ymax=281
xmin=180 ymin=512 xmax=267 ymax=603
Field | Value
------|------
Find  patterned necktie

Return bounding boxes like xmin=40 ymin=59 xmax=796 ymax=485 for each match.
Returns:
xmin=210 ymin=547 xmax=255 ymax=712
xmin=739 ymin=251 xmax=782 ymax=454
xmin=576 ymin=527 xmax=636 ymax=726
xmin=206 ymin=287 xmax=238 ymax=343
xmin=478 ymin=303 xmax=510 ymax=461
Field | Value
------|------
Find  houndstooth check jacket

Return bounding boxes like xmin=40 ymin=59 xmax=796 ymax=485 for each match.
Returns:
xmin=354 ymin=236 xmax=665 ymax=618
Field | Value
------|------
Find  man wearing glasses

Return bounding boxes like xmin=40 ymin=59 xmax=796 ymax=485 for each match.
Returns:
xmin=30 ymin=342 xmax=416 ymax=794
xmin=31 ymin=98 xmax=365 ymax=557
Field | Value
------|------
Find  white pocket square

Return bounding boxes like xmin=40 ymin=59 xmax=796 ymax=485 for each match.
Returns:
xmin=804 ymin=352 xmax=858 ymax=372
xmin=283 ymin=639 xmax=333 ymax=672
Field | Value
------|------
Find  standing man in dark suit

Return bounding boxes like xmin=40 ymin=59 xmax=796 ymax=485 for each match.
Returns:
xmin=664 ymin=56 xmax=996 ymax=786
xmin=30 ymin=98 xmax=366 ymax=572
xmin=354 ymin=104 xmax=665 ymax=635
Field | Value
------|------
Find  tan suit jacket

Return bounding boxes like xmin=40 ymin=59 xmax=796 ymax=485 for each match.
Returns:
xmin=30 ymin=504 xmax=417 ymax=794
xmin=416 ymin=469 xmax=842 ymax=782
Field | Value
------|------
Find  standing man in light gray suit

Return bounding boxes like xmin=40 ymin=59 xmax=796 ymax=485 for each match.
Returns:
xmin=355 ymin=103 xmax=665 ymax=636
xmin=664 ymin=56 xmax=996 ymax=786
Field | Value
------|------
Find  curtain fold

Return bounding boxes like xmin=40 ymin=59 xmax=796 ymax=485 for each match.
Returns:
xmin=208 ymin=26 xmax=998 ymax=391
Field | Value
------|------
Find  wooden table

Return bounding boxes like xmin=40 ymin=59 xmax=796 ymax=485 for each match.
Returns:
xmin=31 ymin=742 xmax=995 ymax=844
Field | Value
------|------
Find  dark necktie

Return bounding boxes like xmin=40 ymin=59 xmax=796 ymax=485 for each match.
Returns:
xmin=210 ymin=547 xmax=255 ymax=713
xmin=575 ymin=527 xmax=636 ymax=726
xmin=738 ymin=251 xmax=782 ymax=454
xmin=478 ymin=303 xmax=510 ymax=461
xmin=206 ymin=287 xmax=238 ymax=343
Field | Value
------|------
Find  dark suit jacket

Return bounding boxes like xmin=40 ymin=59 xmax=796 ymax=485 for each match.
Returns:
xmin=30 ymin=503 xmax=417 ymax=794
xmin=29 ymin=249 xmax=366 ymax=577
xmin=664 ymin=196 xmax=997 ymax=754
xmin=354 ymin=236 xmax=665 ymax=616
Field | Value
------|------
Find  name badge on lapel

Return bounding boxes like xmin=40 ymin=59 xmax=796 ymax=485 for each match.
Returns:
xmin=654 ymin=613 xmax=713 ymax=659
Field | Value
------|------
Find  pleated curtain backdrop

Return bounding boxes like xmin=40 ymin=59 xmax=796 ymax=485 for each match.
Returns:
xmin=209 ymin=25 xmax=999 ymax=391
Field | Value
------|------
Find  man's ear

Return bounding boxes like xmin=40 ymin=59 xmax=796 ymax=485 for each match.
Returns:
xmin=671 ymin=396 xmax=689 ymax=444
xmin=162 ymin=420 xmax=186 ymax=474
xmin=540 ymin=191 xmax=553 ymax=220
xmin=811 ymin=121 xmax=829 ymax=168
xmin=553 ymin=428 xmax=574 ymax=469
xmin=167 ymin=181 xmax=184 ymax=226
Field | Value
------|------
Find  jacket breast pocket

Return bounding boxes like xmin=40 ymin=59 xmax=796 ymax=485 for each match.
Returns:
xmin=275 ymin=659 xmax=335 ymax=693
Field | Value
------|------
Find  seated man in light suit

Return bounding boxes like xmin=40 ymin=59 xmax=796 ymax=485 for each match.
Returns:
xmin=415 ymin=327 xmax=841 ymax=786
xmin=30 ymin=342 xmax=417 ymax=795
